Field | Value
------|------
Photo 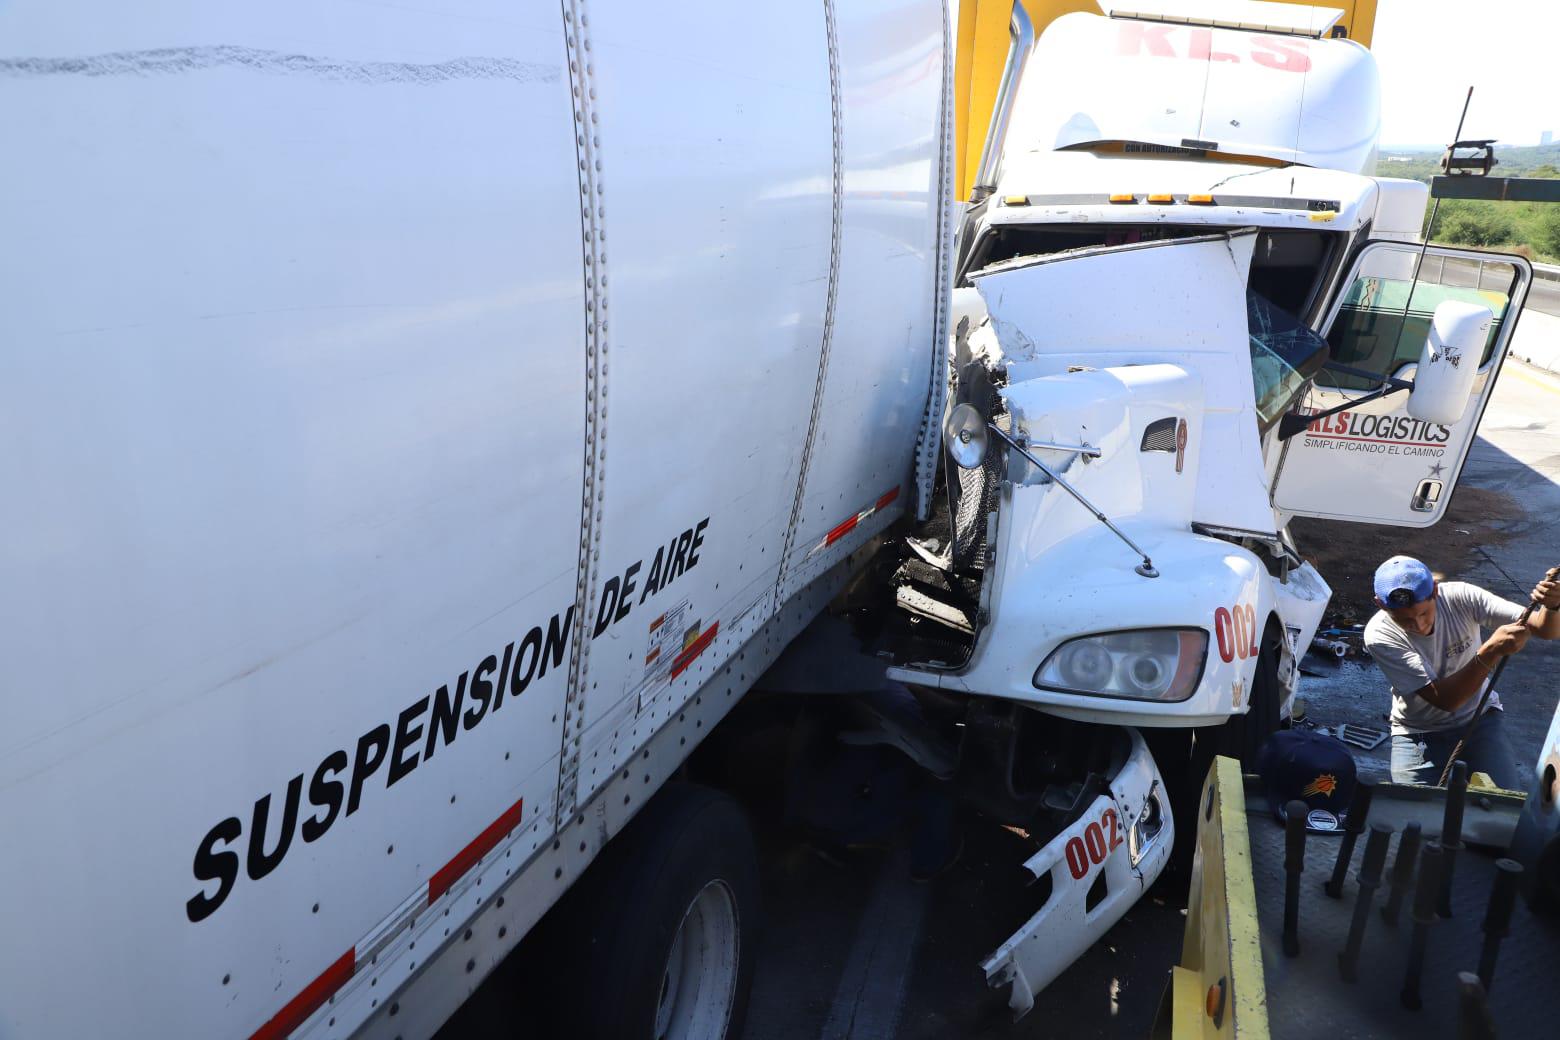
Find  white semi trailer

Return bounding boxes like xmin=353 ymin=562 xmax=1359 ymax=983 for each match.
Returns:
xmin=0 ymin=2 xmax=979 ymax=1038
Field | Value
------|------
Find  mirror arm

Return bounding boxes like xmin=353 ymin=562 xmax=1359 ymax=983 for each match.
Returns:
xmin=1319 ymin=361 xmax=1416 ymax=392
xmin=1277 ymin=365 xmax=1414 ymax=442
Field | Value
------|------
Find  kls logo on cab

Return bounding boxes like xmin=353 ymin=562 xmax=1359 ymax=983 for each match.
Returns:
xmin=1118 ymin=23 xmax=1312 ymax=73
xmin=1214 ymin=603 xmax=1259 ymax=663
xmin=1064 ymin=807 xmax=1124 ymax=880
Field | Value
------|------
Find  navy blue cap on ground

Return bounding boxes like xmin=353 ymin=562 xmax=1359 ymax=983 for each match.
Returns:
xmin=1256 ymin=729 xmax=1357 ymax=833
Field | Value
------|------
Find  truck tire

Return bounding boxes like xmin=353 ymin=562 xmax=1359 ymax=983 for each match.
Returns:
xmin=1218 ymin=625 xmax=1283 ymax=767
xmin=563 ymin=783 xmax=760 ymax=1040
xmin=1151 ymin=627 xmax=1282 ymax=884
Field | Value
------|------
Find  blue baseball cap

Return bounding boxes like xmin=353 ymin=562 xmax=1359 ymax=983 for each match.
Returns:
xmin=1374 ymin=555 xmax=1435 ymax=608
xmin=1256 ymin=730 xmax=1357 ymax=833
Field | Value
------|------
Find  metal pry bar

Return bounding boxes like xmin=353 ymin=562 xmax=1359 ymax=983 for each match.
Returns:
xmin=1325 ymin=784 xmax=1374 ymax=899
xmin=1283 ymin=800 xmax=1308 ymax=958
xmin=1401 ymin=841 xmax=1444 ymax=1011
xmin=1437 ymin=564 xmax=1558 ymax=786
xmin=1477 ymin=858 xmax=1523 ymax=994
xmin=1339 ymin=821 xmax=1393 ymax=982
xmin=986 ymin=423 xmax=1159 ymax=578
xmin=1382 ymin=820 xmax=1423 ymax=926
xmin=1439 ymin=760 xmax=1469 ymax=919
xmin=1456 ymin=972 xmax=1498 ymax=1040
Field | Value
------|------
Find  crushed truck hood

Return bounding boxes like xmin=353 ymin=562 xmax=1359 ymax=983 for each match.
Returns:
xmin=971 ymin=230 xmax=1275 ymax=536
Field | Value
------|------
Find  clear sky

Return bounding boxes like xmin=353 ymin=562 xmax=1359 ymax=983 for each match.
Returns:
xmin=1366 ymin=0 xmax=1558 ymax=148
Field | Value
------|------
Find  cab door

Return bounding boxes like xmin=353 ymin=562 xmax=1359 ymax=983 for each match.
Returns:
xmin=1271 ymin=242 xmax=1531 ymax=526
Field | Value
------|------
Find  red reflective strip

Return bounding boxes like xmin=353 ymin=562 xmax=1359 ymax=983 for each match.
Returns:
xmin=824 ymin=514 xmax=860 ymax=546
xmin=249 ymin=948 xmax=355 ymax=1040
xmin=428 ymin=795 xmax=526 ymax=902
xmin=670 ymin=622 xmax=720 ymax=679
xmin=824 ymin=487 xmax=899 ymax=549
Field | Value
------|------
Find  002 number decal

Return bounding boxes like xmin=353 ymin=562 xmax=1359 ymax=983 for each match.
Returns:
xmin=1214 ymin=603 xmax=1259 ymax=663
xmin=1064 ymin=807 xmax=1124 ymax=880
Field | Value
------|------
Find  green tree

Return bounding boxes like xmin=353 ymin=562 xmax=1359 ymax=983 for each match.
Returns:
xmin=1429 ymin=199 xmax=1516 ymax=247
xmin=1534 ymin=204 xmax=1560 ymax=258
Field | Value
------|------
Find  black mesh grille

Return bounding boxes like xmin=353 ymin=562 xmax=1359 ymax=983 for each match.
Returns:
xmin=946 ymin=321 xmax=1001 ymax=572
xmin=1141 ymin=417 xmax=1178 ymax=453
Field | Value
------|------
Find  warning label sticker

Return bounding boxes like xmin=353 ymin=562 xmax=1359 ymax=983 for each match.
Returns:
xmin=636 ymin=599 xmax=690 ymax=710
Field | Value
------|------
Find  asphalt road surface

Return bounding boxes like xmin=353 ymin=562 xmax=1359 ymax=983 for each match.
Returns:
xmin=1425 ymin=253 xmax=1560 ymax=317
xmin=1527 ymin=274 xmax=1560 ymax=317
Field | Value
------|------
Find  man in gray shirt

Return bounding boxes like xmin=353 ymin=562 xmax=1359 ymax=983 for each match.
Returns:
xmin=1363 ymin=556 xmax=1560 ymax=789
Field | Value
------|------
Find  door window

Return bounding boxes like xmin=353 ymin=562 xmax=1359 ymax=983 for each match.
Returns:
xmin=1323 ymin=247 xmax=1521 ymax=391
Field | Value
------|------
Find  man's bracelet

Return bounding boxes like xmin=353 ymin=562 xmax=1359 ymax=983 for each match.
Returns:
xmin=1473 ymin=652 xmax=1493 ymax=673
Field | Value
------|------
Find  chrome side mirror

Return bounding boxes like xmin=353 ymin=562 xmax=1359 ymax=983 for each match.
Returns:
xmin=945 ymin=403 xmax=989 ymax=469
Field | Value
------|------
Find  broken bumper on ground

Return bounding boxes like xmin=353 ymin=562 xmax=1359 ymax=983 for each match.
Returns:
xmin=980 ymin=727 xmax=1172 ymax=1016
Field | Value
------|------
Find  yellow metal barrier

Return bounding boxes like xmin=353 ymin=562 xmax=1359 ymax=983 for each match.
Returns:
xmin=1160 ymin=756 xmax=1268 ymax=1039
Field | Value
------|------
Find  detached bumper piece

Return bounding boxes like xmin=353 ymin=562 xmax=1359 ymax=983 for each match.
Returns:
xmin=980 ymin=728 xmax=1171 ymax=1015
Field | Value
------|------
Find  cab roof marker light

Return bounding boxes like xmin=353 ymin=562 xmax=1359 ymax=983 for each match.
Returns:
xmin=1109 ymin=193 xmax=1137 ymax=204
xmin=1147 ymin=193 xmax=1175 ymax=204
xmin=1003 ymin=194 xmax=1030 ymax=206
xmin=1187 ymin=193 xmax=1215 ymax=205
xmin=1309 ymin=210 xmax=1339 ymax=222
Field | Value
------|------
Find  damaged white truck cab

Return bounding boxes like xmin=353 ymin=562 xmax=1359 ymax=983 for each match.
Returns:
xmin=877 ymin=2 xmax=1531 ymax=1010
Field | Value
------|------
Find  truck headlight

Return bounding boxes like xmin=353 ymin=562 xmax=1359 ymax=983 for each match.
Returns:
xmin=1034 ymin=629 xmax=1208 ymax=702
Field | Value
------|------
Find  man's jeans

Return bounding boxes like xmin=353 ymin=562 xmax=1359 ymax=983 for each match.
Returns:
xmin=1389 ymin=708 xmax=1521 ymax=790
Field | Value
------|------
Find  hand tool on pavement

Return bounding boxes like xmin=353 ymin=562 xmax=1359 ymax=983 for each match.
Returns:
xmin=1311 ymin=637 xmax=1349 ymax=659
xmin=1477 ymin=858 xmax=1523 ymax=994
xmin=1438 ymin=564 xmax=1560 ymax=786
xmin=1335 ymin=724 xmax=1387 ymax=751
xmin=1283 ymin=800 xmax=1308 ymax=957
xmin=1339 ymin=820 xmax=1393 ymax=981
xmin=1401 ymin=841 xmax=1444 ymax=1010
xmin=1382 ymin=820 xmax=1423 ymax=926
xmin=1325 ymin=783 xmax=1374 ymax=899
xmin=1439 ymin=760 xmax=1469 ymax=918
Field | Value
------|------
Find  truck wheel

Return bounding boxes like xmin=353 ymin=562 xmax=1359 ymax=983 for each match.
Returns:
xmin=1218 ymin=626 xmax=1283 ymax=767
xmin=563 ymin=783 xmax=759 ymax=1040
xmin=1150 ymin=628 xmax=1282 ymax=884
